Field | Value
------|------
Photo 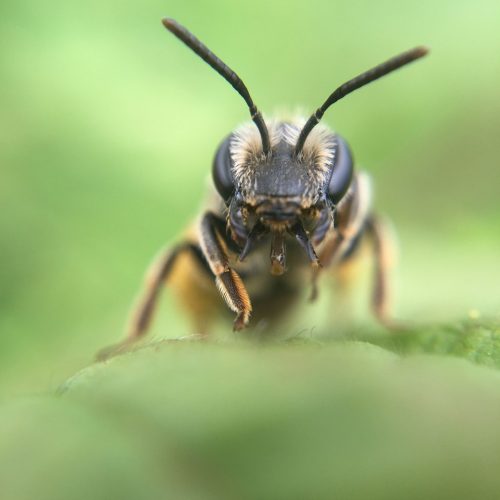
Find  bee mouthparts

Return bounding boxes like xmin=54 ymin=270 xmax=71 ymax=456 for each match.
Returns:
xmin=270 ymin=232 xmax=286 ymax=275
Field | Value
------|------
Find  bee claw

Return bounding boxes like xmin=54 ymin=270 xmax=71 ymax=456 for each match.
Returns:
xmin=233 ymin=312 xmax=249 ymax=331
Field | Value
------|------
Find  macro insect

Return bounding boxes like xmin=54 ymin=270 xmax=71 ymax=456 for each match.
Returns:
xmin=99 ymin=18 xmax=428 ymax=358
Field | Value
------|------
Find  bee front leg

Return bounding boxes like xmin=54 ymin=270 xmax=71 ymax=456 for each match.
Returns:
xmin=199 ymin=212 xmax=252 ymax=331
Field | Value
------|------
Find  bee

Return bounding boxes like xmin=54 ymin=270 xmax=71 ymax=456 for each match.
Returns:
xmin=98 ymin=19 xmax=428 ymax=359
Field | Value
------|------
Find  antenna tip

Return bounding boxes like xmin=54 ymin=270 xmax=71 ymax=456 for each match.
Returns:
xmin=161 ymin=18 xmax=177 ymax=32
xmin=414 ymin=45 xmax=430 ymax=58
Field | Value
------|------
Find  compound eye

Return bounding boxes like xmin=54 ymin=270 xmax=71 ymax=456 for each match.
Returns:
xmin=327 ymin=135 xmax=354 ymax=205
xmin=212 ymin=135 xmax=235 ymax=204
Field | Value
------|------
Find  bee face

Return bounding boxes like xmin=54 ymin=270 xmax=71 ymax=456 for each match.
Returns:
xmin=212 ymin=119 xmax=354 ymax=271
xmin=214 ymin=118 xmax=353 ymax=240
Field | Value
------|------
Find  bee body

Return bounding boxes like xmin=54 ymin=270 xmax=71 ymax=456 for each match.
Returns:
xmin=167 ymin=236 xmax=306 ymax=333
xmin=98 ymin=19 xmax=427 ymax=358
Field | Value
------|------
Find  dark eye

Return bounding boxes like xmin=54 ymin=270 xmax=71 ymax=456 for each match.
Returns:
xmin=327 ymin=135 xmax=354 ymax=205
xmin=212 ymin=135 xmax=235 ymax=203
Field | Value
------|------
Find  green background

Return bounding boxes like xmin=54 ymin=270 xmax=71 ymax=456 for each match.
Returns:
xmin=1 ymin=0 xmax=500 ymax=497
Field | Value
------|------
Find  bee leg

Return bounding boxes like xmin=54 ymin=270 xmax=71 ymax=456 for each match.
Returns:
xmin=365 ymin=215 xmax=399 ymax=329
xmin=96 ymin=242 xmax=200 ymax=361
xmin=310 ymin=231 xmax=343 ymax=301
xmin=200 ymin=212 xmax=252 ymax=331
xmin=311 ymin=172 xmax=372 ymax=300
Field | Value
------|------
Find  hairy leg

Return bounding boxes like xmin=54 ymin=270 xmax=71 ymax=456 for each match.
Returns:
xmin=199 ymin=212 xmax=252 ymax=330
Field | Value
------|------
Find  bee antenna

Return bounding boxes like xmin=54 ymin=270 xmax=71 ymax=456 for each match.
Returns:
xmin=295 ymin=46 xmax=429 ymax=155
xmin=162 ymin=18 xmax=271 ymax=155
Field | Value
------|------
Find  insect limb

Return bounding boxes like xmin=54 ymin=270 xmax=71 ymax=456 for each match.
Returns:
xmin=365 ymin=214 xmax=400 ymax=329
xmin=228 ymin=199 xmax=249 ymax=244
xmin=200 ymin=212 xmax=252 ymax=330
xmin=309 ymin=230 xmax=344 ymax=302
xmin=238 ymin=220 xmax=266 ymax=261
xmin=291 ymin=221 xmax=320 ymax=267
xmin=311 ymin=205 xmax=333 ymax=246
xmin=96 ymin=242 xmax=202 ymax=361
xmin=310 ymin=173 xmax=371 ymax=301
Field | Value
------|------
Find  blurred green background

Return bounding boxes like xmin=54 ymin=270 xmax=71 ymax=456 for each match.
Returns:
xmin=1 ymin=0 xmax=500 ymax=396
xmin=2 ymin=1 xmax=500 ymax=498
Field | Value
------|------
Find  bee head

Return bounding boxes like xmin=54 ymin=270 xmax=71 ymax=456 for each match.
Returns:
xmin=213 ymin=119 xmax=355 ymax=274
